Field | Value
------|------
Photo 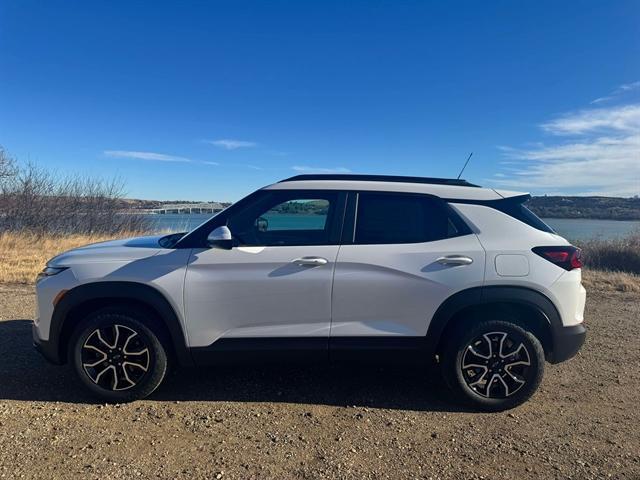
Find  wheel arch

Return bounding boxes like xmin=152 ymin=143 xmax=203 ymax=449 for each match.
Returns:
xmin=51 ymin=281 xmax=193 ymax=366
xmin=426 ymin=286 xmax=563 ymax=362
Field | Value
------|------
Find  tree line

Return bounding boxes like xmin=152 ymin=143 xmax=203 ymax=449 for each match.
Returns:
xmin=526 ymin=196 xmax=640 ymax=221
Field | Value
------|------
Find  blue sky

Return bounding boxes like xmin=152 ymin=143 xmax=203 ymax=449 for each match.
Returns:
xmin=1 ymin=1 xmax=638 ymax=201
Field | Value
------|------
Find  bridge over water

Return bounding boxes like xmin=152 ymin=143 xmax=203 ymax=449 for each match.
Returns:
xmin=143 ymin=202 xmax=225 ymax=215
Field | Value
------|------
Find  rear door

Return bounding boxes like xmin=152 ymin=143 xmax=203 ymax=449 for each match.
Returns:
xmin=330 ymin=191 xmax=485 ymax=340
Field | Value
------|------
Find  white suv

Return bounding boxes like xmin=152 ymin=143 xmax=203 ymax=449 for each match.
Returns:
xmin=33 ymin=174 xmax=586 ymax=410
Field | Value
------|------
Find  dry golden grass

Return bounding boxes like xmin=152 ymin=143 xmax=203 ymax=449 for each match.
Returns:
xmin=0 ymin=231 xmax=144 ymax=284
xmin=581 ymin=268 xmax=640 ymax=293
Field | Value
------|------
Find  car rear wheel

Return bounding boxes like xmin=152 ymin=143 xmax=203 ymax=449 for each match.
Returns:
xmin=442 ymin=320 xmax=545 ymax=411
xmin=69 ymin=308 xmax=168 ymax=402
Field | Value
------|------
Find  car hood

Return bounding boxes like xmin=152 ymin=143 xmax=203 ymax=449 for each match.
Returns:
xmin=48 ymin=235 xmax=166 ymax=266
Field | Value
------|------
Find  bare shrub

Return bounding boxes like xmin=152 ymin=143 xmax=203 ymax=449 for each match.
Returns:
xmin=577 ymin=234 xmax=640 ymax=275
xmin=0 ymin=148 xmax=149 ymax=235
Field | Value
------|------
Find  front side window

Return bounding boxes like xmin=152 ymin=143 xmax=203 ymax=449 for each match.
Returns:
xmin=260 ymin=199 xmax=330 ymax=231
xmin=228 ymin=192 xmax=338 ymax=246
xmin=354 ymin=192 xmax=465 ymax=244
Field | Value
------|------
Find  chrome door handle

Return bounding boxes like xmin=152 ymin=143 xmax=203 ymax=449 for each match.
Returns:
xmin=436 ymin=255 xmax=474 ymax=266
xmin=292 ymin=256 xmax=328 ymax=266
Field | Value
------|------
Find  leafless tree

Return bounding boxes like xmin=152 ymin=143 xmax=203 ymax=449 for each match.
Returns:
xmin=0 ymin=147 xmax=149 ymax=235
xmin=0 ymin=147 xmax=17 ymax=180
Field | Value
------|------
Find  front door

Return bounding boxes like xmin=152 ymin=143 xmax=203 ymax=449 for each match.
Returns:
xmin=184 ymin=190 xmax=345 ymax=362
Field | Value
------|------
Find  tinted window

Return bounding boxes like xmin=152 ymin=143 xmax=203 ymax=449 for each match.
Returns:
xmin=260 ymin=199 xmax=329 ymax=231
xmin=355 ymin=192 xmax=464 ymax=244
xmin=228 ymin=192 xmax=338 ymax=246
xmin=495 ymin=200 xmax=555 ymax=233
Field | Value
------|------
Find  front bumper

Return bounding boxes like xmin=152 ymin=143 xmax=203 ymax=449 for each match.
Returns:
xmin=32 ymin=323 xmax=63 ymax=365
xmin=548 ymin=323 xmax=586 ymax=364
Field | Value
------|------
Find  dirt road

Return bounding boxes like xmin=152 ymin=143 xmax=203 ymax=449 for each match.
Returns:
xmin=1 ymin=283 xmax=638 ymax=479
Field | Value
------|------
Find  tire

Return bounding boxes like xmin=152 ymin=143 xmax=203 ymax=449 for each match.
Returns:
xmin=441 ymin=320 xmax=545 ymax=412
xmin=69 ymin=308 xmax=168 ymax=402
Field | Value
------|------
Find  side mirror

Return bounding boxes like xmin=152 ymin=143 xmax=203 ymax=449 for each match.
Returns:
xmin=207 ymin=226 xmax=233 ymax=250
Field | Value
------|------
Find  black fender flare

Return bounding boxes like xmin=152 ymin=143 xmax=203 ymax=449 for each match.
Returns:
xmin=425 ymin=285 xmax=563 ymax=358
xmin=51 ymin=281 xmax=193 ymax=366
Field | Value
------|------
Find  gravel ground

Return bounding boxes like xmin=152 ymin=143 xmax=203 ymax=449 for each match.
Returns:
xmin=1 ymin=283 xmax=639 ymax=479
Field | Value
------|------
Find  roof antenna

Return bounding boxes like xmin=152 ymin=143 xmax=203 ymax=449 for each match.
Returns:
xmin=457 ymin=152 xmax=473 ymax=180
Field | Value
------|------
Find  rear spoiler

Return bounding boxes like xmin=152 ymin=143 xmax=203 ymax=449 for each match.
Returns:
xmin=492 ymin=189 xmax=530 ymax=200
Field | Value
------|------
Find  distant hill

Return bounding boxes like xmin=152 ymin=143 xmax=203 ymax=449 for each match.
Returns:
xmin=527 ymin=196 xmax=640 ymax=221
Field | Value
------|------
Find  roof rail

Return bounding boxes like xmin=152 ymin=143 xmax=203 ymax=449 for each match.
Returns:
xmin=279 ymin=174 xmax=480 ymax=187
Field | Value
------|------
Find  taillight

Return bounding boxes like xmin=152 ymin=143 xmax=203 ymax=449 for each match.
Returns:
xmin=532 ymin=246 xmax=583 ymax=271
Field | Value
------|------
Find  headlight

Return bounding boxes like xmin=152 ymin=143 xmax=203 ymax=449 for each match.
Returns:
xmin=36 ymin=266 xmax=68 ymax=281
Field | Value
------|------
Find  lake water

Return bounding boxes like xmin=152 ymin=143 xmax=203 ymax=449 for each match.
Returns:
xmin=144 ymin=214 xmax=640 ymax=241
xmin=542 ymin=218 xmax=639 ymax=241
xmin=146 ymin=213 xmax=326 ymax=233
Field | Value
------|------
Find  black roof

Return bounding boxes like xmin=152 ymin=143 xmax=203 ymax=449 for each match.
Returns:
xmin=279 ymin=174 xmax=479 ymax=187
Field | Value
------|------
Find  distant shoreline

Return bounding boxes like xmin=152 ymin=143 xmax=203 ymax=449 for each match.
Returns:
xmin=526 ymin=196 xmax=640 ymax=221
xmin=541 ymin=217 xmax=640 ymax=222
xmin=120 ymin=195 xmax=640 ymax=221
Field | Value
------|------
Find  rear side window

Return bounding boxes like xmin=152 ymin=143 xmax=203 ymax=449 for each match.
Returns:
xmin=354 ymin=192 xmax=469 ymax=244
xmin=494 ymin=199 xmax=555 ymax=234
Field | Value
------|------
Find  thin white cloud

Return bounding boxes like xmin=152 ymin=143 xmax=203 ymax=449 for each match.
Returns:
xmin=104 ymin=150 xmax=192 ymax=163
xmin=205 ymin=139 xmax=257 ymax=150
xmin=292 ymin=165 xmax=351 ymax=174
xmin=590 ymin=95 xmax=614 ymax=105
xmin=619 ymin=81 xmax=640 ymax=92
xmin=591 ymin=80 xmax=640 ymax=104
xmin=541 ymin=104 xmax=640 ymax=136
xmin=494 ymin=101 xmax=640 ymax=197
xmin=202 ymin=161 xmax=220 ymax=166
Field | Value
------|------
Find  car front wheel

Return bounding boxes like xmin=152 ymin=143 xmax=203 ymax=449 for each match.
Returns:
xmin=69 ymin=308 xmax=168 ymax=402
